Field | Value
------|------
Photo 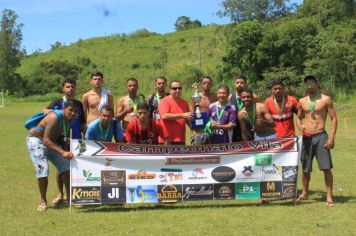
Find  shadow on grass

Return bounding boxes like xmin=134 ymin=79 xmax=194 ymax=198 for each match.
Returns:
xmin=75 ymin=198 xmax=299 ymax=213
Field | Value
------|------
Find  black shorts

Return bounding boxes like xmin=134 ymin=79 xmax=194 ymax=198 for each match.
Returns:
xmin=301 ymin=131 xmax=333 ymax=172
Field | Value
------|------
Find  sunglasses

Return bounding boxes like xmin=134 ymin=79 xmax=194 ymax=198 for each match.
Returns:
xmin=138 ymin=111 xmax=148 ymax=115
xmin=171 ymin=87 xmax=183 ymax=91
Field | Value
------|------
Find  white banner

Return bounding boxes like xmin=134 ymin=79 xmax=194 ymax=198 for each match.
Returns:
xmin=70 ymin=137 xmax=301 ymax=205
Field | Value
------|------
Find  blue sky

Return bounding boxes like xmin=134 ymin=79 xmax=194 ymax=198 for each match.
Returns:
xmin=0 ymin=0 xmax=302 ymax=54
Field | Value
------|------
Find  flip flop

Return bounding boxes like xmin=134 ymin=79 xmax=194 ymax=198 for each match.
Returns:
xmin=325 ymin=201 xmax=335 ymax=207
xmin=37 ymin=204 xmax=48 ymax=212
xmin=52 ymin=196 xmax=63 ymax=206
xmin=295 ymin=195 xmax=308 ymax=203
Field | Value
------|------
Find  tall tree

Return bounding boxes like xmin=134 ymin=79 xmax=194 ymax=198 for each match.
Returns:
xmin=217 ymin=0 xmax=294 ymax=23
xmin=0 ymin=9 xmax=24 ymax=94
xmin=174 ymin=16 xmax=202 ymax=31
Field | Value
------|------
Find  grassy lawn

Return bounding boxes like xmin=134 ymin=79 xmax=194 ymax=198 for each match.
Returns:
xmin=0 ymin=101 xmax=355 ymax=235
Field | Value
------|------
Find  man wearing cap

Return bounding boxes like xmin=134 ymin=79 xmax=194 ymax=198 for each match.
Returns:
xmin=296 ymin=75 xmax=337 ymax=207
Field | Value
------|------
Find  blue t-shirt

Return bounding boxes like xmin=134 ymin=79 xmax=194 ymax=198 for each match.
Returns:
xmin=85 ymin=118 xmax=124 ymax=142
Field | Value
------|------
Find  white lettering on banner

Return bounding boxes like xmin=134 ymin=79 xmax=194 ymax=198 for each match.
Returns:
xmin=70 ymin=138 xmax=302 ymax=205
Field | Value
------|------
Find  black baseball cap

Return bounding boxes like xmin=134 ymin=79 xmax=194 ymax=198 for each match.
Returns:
xmin=304 ymin=75 xmax=318 ymax=83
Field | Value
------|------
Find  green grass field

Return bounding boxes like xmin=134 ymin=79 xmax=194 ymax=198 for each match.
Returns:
xmin=1 ymin=101 xmax=355 ymax=235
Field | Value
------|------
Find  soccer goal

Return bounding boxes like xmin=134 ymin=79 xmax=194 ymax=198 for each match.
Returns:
xmin=0 ymin=90 xmax=4 ymax=108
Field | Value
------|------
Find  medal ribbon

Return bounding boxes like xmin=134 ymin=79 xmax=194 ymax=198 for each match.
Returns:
xmin=246 ymin=103 xmax=256 ymax=125
xmin=156 ymin=93 xmax=161 ymax=105
xmin=274 ymin=95 xmax=285 ymax=116
xmin=62 ymin=118 xmax=70 ymax=139
xmin=235 ymin=92 xmax=243 ymax=110
xmin=127 ymin=96 xmax=138 ymax=113
xmin=99 ymin=121 xmax=111 ymax=141
xmin=308 ymin=91 xmax=319 ymax=113
xmin=216 ymin=103 xmax=228 ymax=121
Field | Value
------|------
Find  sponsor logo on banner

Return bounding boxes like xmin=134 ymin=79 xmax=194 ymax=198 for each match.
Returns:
xmin=159 ymin=172 xmax=183 ymax=183
xmin=188 ymin=168 xmax=208 ymax=180
xmin=157 ymin=185 xmax=183 ymax=203
xmin=72 ymin=169 xmax=101 ymax=185
xmin=128 ymin=170 xmax=156 ymax=180
xmin=71 ymin=186 xmax=101 ymax=204
xmin=261 ymin=164 xmax=283 ymax=181
xmin=260 ymin=181 xmax=282 ymax=199
xmin=101 ymin=170 xmax=126 ymax=186
xmin=214 ymin=183 xmax=235 ymax=200
xmin=235 ymin=182 xmax=260 ymax=199
xmin=255 ymin=154 xmax=272 ymax=166
xmin=182 ymin=184 xmax=214 ymax=201
xmin=211 ymin=166 xmax=236 ymax=183
xmin=126 ymin=185 xmax=157 ymax=203
xmin=282 ymin=181 xmax=297 ymax=198
xmin=165 ymin=156 xmax=220 ymax=165
xmin=282 ymin=166 xmax=297 ymax=181
xmin=101 ymin=186 xmax=126 ymax=204
xmin=236 ymin=166 xmax=261 ymax=182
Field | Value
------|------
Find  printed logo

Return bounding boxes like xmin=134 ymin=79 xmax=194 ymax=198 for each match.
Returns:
xmin=242 ymin=166 xmax=253 ymax=176
xmin=101 ymin=186 xmax=126 ymax=204
xmin=261 ymin=164 xmax=283 ymax=181
xmin=182 ymin=184 xmax=214 ymax=201
xmin=73 ymin=140 xmax=87 ymax=156
xmin=235 ymin=182 xmax=260 ymax=200
xmin=71 ymin=187 xmax=101 ymax=204
xmin=211 ymin=166 xmax=236 ymax=183
xmin=236 ymin=165 xmax=261 ymax=182
xmin=72 ymin=169 xmax=101 ymax=185
xmin=260 ymin=181 xmax=282 ymax=199
xmin=159 ymin=172 xmax=183 ymax=183
xmin=282 ymin=181 xmax=297 ymax=198
xmin=157 ymin=185 xmax=183 ymax=203
xmin=101 ymin=170 xmax=126 ymax=186
xmin=165 ymin=156 xmax=220 ymax=165
xmin=254 ymin=154 xmax=272 ymax=166
xmin=282 ymin=166 xmax=297 ymax=181
xmin=128 ymin=170 xmax=157 ymax=180
xmin=126 ymin=185 xmax=157 ymax=203
xmin=214 ymin=183 xmax=235 ymax=200
xmin=188 ymin=168 xmax=207 ymax=180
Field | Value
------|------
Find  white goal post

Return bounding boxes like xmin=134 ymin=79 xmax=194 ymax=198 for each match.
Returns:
xmin=0 ymin=90 xmax=4 ymax=108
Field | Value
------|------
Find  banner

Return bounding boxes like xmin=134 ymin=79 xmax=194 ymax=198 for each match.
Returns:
xmin=70 ymin=137 xmax=301 ymax=205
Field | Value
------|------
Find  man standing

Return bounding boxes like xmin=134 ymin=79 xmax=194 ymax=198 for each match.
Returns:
xmin=191 ymin=76 xmax=217 ymax=112
xmin=44 ymin=78 xmax=86 ymax=206
xmin=265 ymin=79 xmax=299 ymax=138
xmin=26 ymin=100 xmax=77 ymax=211
xmin=85 ymin=105 xmax=124 ymax=142
xmin=159 ymin=80 xmax=193 ymax=145
xmin=238 ymin=88 xmax=276 ymax=141
xmin=126 ymin=103 xmax=160 ymax=144
xmin=116 ymin=78 xmax=145 ymax=135
xmin=229 ymin=75 xmax=259 ymax=142
xmin=296 ymin=75 xmax=337 ymax=207
xmin=147 ymin=75 xmax=170 ymax=120
xmin=82 ymin=71 xmax=114 ymax=125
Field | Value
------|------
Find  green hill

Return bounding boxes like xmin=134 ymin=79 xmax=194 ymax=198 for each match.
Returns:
xmin=18 ymin=25 xmax=229 ymax=97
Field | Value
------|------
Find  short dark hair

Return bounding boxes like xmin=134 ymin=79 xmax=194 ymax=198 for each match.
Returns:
xmin=201 ymin=76 xmax=212 ymax=83
xmin=240 ymin=87 xmax=253 ymax=95
xmin=235 ymin=74 xmax=247 ymax=82
xmin=91 ymin=71 xmax=104 ymax=79
xmin=62 ymin=78 xmax=76 ymax=87
xmin=272 ymin=79 xmax=284 ymax=87
xmin=304 ymin=75 xmax=318 ymax=83
xmin=100 ymin=104 xmax=113 ymax=113
xmin=137 ymin=102 xmax=149 ymax=111
xmin=126 ymin=77 xmax=138 ymax=85
xmin=170 ymin=80 xmax=182 ymax=88
xmin=156 ymin=75 xmax=167 ymax=83
xmin=63 ymin=99 xmax=77 ymax=109
xmin=217 ymin=84 xmax=229 ymax=94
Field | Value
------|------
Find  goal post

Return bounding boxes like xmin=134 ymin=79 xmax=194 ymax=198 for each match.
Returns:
xmin=0 ymin=90 xmax=4 ymax=108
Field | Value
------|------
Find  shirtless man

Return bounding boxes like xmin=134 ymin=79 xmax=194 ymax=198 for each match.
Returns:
xmin=229 ymin=75 xmax=259 ymax=142
xmin=191 ymin=76 xmax=217 ymax=112
xmin=26 ymin=100 xmax=77 ymax=211
xmin=116 ymin=78 xmax=145 ymax=135
xmin=238 ymin=88 xmax=276 ymax=141
xmin=82 ymin=71 xmax=114 ymax=125
xmin=296 ymin=75 xmax=337 ymax=207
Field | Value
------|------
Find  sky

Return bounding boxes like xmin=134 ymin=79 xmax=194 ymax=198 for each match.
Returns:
xmin=0 ymin=0 xmax=302 ymax=54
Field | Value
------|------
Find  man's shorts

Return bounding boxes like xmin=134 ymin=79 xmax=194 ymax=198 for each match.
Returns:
xmin=301 ymin=131 xmax=333 ymax=173
xmin=26 ymin=136 xmax=70 ymax=178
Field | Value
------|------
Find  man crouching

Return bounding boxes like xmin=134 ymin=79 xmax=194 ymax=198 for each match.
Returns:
xmin=26 ymin=100 xmax=77 ymax=211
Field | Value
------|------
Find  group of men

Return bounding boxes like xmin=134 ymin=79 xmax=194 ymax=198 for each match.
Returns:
xmin=25 ymin=72 xmax=337 ymax=211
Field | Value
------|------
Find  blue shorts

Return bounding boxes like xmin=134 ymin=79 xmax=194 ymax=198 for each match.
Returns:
xmin=255 ymin=133 xmax=277 ymax=140
xmin=26 ymin=136 xmax=70 ymax=178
